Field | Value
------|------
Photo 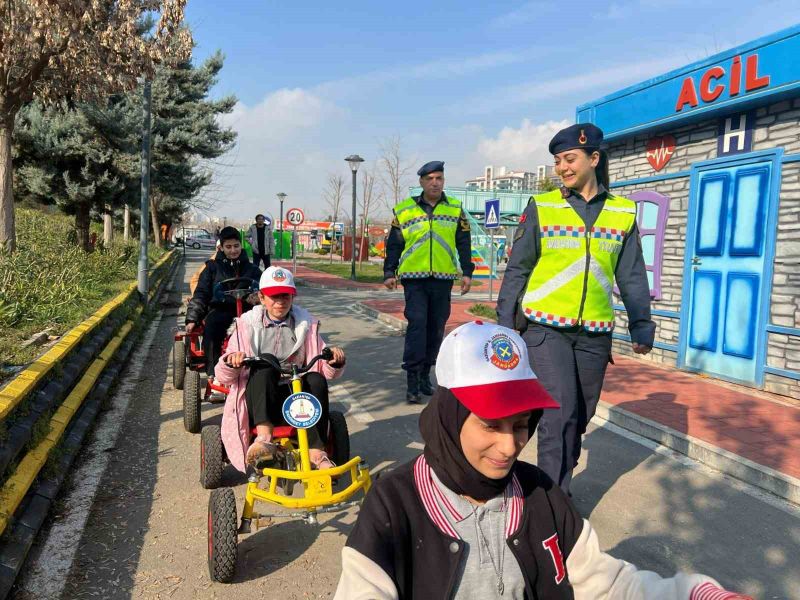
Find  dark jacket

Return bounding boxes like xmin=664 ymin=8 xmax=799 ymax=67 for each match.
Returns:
xmin=185 ymin=251 xmax=262 ymax=324
xmin=496 ymin=187 xmax=655 ymax=347
xmin=384 ymin=194 xmax=475 ymax=280
xmin=343 ymin=456 xmax=581 ymax=599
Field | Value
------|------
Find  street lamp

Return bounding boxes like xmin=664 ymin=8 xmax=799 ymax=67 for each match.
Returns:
xmin=276 ymin=192 xmax=287 ymax=258
xmin=345 ymin=155 xmax=364 ymax=280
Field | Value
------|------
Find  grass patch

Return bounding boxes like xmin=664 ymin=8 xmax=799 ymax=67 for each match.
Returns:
xmin=0 ymin=207 xmax=165 ymax=371
xmin=298 ymin=258 xmax=385 ymax=283
xmin=468 ymin=303 xmax=497 ymax=321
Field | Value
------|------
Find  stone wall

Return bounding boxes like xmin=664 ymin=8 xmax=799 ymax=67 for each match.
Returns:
xmin=604 ymin=97 xmax=800 ymax=399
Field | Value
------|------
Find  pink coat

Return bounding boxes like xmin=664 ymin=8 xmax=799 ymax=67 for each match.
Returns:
xmin=215 ymin=304 xmax=344 ymax=473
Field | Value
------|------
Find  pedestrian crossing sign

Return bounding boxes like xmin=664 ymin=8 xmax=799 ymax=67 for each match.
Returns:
xmin=484 ymin=199 xmax=500 ymax=229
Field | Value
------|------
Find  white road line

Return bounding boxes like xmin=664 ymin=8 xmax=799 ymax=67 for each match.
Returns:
xmin=329 ymin=384 xmax=375 ymax=424
xmin=20 ymin=291 xmax=173 ymax=597
xmin=407 ymin=441 xmax=424 ymax=450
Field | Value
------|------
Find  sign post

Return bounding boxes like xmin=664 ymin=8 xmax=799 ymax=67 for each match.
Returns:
xmin=484 ymin=199 xmax=500 ymax=302
xmin=286 ymin=208 xmax=305 ymax=274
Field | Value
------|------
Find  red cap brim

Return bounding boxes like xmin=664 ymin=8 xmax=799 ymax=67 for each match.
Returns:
xmin=260 ymin=286 xmax=297 ymax=296
xmin=449 ymin=379 xmax=559 ymax=420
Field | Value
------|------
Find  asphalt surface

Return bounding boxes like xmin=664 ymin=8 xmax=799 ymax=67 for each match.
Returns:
xmin=12 ymin=249 xmax=800 ymax=599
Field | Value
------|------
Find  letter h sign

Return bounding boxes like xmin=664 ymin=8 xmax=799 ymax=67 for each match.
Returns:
xmin=717 ymin=112 xmax=754 ymax=156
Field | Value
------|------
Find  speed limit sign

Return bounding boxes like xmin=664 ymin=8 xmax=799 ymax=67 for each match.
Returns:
xmin=286 ymin=208 xmax=305 ymax=226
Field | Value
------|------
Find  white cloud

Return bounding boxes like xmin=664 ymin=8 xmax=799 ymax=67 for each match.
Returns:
xmin=489 ymin=1 xmax=554 ymax=29
xmin=476 ymin=119 xmax=570 ymax=171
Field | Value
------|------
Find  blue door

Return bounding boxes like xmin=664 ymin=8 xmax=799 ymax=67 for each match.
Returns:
xmin=681 ymin=159 xmax=774 ymax=384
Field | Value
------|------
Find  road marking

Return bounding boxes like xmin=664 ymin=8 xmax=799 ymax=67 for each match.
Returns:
xmin=329 ymin=384 xmax=375 ymax=424
xmin=18 ymin=262 xmax=184 ymax=598
xmin=407 ymin=441 xmax=424 ymax=450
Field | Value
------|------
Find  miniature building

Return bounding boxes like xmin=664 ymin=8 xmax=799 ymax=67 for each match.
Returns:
xmin=577 ymin=24 xmax=800 ymax=398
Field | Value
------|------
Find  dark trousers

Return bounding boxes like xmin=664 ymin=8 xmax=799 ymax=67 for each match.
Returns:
xmin=202 ymin=308 xmax=236 ymax=376
xmin=401 ymin=278 xmax=453 ymax=372
xmin=523 ymin=323 xmax=611 ymax=493
xmin=244 ymin=365 xmax=329 ymax=449
xmin=252 ymin=252 xmax=271 ymax=269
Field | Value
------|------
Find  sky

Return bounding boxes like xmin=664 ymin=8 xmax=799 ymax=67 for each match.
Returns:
xmin=183 ymin=0 xmax=799 ymax=223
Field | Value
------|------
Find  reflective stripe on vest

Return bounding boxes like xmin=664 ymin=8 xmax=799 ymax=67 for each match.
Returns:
xmin=394 ymin=196 xmax=462 ymax=279
xmin=521 ymin=190 xmax=636 ymax=332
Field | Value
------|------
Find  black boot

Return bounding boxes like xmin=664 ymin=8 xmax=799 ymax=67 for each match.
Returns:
xmin=406 ymin=370 xmax=422 ymax=404
xmin=419 ymin=366 xmax=434 ymax=396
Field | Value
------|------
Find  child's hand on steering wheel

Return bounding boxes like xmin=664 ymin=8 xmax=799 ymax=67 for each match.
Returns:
xmin=327 ymin=346 xmax=346 ymax=368
xmin=225 ymin=352 xmax=246 ymax=368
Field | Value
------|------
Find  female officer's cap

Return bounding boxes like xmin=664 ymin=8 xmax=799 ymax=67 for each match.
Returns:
xmin=549 ymin=123 xmax=603 ymax=154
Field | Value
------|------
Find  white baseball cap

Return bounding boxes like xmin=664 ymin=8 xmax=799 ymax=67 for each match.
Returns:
xmin=259 ymin=266 xmax=297 ymax=297
xmin=435 ymin=321 xmax=558 ymax=419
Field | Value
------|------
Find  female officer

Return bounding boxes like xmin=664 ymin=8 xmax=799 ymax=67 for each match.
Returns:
xmin=334 ymin=322 xmax=750 ymax=599
xmin=496 ymin=123 xmax=655 ymax=495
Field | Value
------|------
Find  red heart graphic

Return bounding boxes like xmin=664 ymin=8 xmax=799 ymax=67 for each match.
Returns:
xmin=646 ymin=135 xmax=676 ymax=171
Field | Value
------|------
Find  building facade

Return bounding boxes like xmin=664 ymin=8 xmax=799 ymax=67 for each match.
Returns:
xmin=466 ymin=165 xmax=536 ymax=192
xmin=577 ymin=25 xmax=800 ymax=399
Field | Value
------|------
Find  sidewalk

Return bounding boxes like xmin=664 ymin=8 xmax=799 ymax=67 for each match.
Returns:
xmin=288 ymin=264 xmax=800 ymax=504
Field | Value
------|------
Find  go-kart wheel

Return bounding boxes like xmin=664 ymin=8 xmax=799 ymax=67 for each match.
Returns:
xmin=172 ymin=339 xmax=186 ymax=390
xmin=183 ymin=370 xmax=201 ymax=433
xmin=327 ymin=411 xmax=350 ymax=466
xmin=208 ymin=488 xmax=237 ymax=583
xmin=201 ymin=425 xmax=224 ymax=489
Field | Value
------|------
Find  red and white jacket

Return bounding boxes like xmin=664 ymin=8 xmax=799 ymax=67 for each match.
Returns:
xmin=335 ymin=456 xmax=749 ymax=600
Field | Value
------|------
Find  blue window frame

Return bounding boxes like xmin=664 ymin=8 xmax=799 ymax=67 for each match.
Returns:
xmin=628 ymin=190 xmax=670 ymax=299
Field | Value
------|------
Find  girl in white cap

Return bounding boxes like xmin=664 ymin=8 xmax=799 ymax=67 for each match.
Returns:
xmin=334 ymin=321 xmax=752 ymax=600
xmin=216 ymin=266 xmax=346 ymax=471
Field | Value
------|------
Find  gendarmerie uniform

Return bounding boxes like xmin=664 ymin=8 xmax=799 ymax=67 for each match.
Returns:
xmin=496 ymin=123 xmax=655 ymax=494
xmin=384 ymin=161 xmax=474 ymax=402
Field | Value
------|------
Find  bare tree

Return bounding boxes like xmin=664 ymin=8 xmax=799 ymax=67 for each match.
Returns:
xmin=323 ymin=173 xmax=346 ymax=263
xmin=0 ymin=1 xmax=190 ymax=251
xmin=378 ymin=136 xmax=415 ymax=216
xmin=358 ymin=168 xmax=382 ymax=265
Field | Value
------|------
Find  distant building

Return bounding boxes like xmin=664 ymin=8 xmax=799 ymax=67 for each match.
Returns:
xmin=535 ymin=164 xmax=561 ymax=189
xmin=465 ymin=166 xmax=536 ymax=192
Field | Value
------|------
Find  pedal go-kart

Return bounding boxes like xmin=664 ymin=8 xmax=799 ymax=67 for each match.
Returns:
xmin=205 ymin=349 xmax=372 ymax=583
xmin=172 ymin=276 xmax=258 ymax=433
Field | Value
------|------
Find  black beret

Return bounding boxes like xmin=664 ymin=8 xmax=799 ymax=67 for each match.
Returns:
xmin=218 ymin=226 xmax=240 ymax=242
xmin=417 ymin=161 xmax=445 ymax=177
xmin=549 ymin=123 xmax=603 ymax=155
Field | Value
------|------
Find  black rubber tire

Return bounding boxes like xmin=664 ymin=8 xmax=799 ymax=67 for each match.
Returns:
xmin=200 ymin=425 xmax=224 ymax=489
xmin=327 ymin=411 xmax=350 ymax=466
xmin=183 ymin=370 xmax=201 ymax=433
xmin=172 ymin=339 xmax=186 ymax=390
xmin=208 ymin=488 xmax=237 ymax=583
xmin=192 ymin=242 xmax=201 ymax=249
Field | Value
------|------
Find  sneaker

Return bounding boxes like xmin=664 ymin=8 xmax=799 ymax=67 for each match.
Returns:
xmin=309 ymin=449 xmax=335 ymax=470
xmin=246 ymin=438 xmax=278 ymax=467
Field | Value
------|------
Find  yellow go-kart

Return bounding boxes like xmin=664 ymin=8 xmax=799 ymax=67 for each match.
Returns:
xmin=205 ymin=349 xmax=372 ymax=583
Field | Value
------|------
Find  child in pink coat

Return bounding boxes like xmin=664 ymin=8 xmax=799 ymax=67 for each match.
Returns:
xmin=215 ymin=267 xmax=345 ymax=472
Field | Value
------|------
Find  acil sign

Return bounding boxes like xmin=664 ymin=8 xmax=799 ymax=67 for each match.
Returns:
xmin=675 ymin=54 xmax=771 ymax=112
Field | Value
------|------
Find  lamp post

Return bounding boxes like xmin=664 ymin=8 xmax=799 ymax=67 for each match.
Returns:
xmin=344 ymin=155 xmax=364 ymax=280
xmin=276 ymin=192 xmax=287 ymax=259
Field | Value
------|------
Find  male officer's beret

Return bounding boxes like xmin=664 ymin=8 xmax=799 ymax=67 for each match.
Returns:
xmin=548 ymin=123 xmax=603 ymax=154
xmin=417 ymin=161 xmax=445 ymax=177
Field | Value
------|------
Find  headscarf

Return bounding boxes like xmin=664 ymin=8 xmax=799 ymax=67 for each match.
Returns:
xmin=419 ymin=386 xmax=542 ymax=502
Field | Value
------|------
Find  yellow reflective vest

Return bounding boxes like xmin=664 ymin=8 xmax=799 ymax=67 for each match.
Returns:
xmin=394 ymin=196 xmax=463 ymax=279
xmin=521 ymin=190 xmax=637 ymax=332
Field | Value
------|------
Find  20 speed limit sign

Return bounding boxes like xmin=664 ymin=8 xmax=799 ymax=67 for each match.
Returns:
xmin=286 ymin=208 xmax=305 ymax=226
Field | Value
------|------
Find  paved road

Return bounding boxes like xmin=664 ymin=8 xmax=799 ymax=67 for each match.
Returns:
xmin=12 ymin=250 xmax=800 ymax=599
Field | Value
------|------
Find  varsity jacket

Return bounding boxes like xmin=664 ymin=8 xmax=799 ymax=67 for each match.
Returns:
xmin=335 ymin=456 xmax=741 ymax=600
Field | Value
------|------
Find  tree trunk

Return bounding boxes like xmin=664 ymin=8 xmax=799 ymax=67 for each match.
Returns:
xmin=0 ymin=119 xmax=16 ymax=252
xmin=123 ymin=204 xmax=131 ymax=241
xmin=103 ymin=205 xmax=113 ymax=246
xmin=149 ymin=195 xmax=161 ymax=247
xmin=75 ymin=202 xmax=91 ymax=252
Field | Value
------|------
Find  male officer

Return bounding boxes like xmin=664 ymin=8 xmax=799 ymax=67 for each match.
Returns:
xmin=496 ymin=123 xmax=654 ymax=494
xmin=384 ymin=161 xmax=474 ymax=403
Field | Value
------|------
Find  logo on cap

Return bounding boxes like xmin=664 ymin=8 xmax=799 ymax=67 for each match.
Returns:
xmin=484 ymin=333 xmax=520 ymax=371
xmin=272 ymin=269 xmax=287 ymax=282
xmin=578 ymin=129 xmax=587 ymax=145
